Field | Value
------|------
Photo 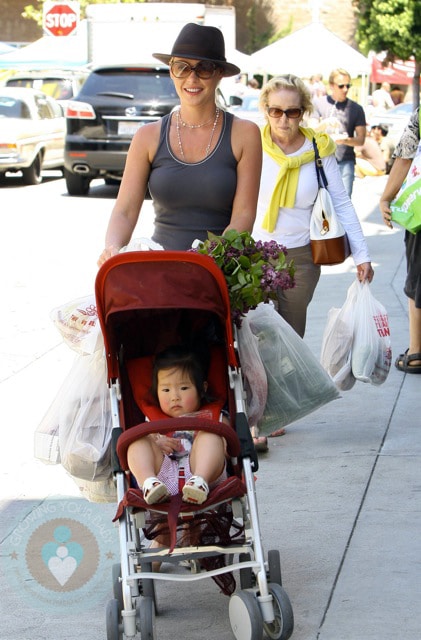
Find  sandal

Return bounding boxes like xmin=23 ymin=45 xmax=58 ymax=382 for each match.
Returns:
xmin=395 ymin=349 xmax=421 ymax=374
xmin=182 ymin=475 xmax=209 ymax=505
xmin=142 ymin=477 xmax=171 ymax=505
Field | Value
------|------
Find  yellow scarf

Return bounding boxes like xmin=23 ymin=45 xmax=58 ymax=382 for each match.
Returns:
xmin=261 ymin=126 xmax=336 ymax=232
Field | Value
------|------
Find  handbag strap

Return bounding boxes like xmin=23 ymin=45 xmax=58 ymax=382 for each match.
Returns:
xmin=313 ymin=138 xmax=328 ymax=189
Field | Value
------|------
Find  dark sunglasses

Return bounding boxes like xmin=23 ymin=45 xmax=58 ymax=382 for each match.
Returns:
xmin=266 ymin=107 xmax=303 ymax=119
xmin=336 ymin=83 xmax=352 ymax=89
xmin=170 ymin=60 xmax=218 ymax=79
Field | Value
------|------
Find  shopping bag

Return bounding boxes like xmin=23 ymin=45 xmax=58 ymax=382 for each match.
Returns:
xmin=50 ymin=294 xmax=103 ymax=355
xmin=54 ymin=351 xmax=113 ymax=481
xmin=351 ymin=282 xmax=392 ymax=385
xmin=247 ymin=304 xmax=339 ymax=434
xmin=320 ymin=280 xmax=359 ymax=391
xmin=237 ymin=316 xmax=268 ymax=425
xmin=390 ymin=138 xmax=421 ymax=234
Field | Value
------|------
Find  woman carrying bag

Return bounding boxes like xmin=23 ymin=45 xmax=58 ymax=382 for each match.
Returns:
xmin=253 ymin=74 xmax=374 ymax=340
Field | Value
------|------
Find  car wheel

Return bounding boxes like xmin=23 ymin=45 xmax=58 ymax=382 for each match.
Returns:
xmin=64 ymin=169 xmax=91 ymax=196
xmin=22 ymin=154 xmax=42 ymax=185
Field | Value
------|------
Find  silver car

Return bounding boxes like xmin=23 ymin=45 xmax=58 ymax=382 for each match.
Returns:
xmin=0 ymin=87 xmax=65 ymax=185
xmin=229 ymin=94 xmax=266 ymax=127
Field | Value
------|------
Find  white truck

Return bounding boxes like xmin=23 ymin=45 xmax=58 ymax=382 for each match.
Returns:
xmin=86 ymin=3 xmax=236 ymax=67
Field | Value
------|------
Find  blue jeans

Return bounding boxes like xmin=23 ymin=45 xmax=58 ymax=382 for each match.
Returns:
xmin=338 ymin=159 xmax=355 ymax=197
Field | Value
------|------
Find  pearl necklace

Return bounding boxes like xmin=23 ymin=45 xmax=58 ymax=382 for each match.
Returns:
xmin=178 ymin=109 xmax=216 ymax=129
xmin=175 ymin=107 xmax=220 ymax=161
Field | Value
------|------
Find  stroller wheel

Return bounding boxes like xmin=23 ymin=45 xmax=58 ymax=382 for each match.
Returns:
xmin=229 ymin=590 xmax=263 ymax=640
xmin=138 ymin=596 xmax=156 ymax=640
xmin=263 ymin=583 xmax=294 ymax=640
xmin=106 ymin=598 xmax=122 ymax=640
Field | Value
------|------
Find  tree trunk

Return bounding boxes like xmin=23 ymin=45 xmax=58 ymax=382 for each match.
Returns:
xmin=413 ymin=60 xmax=420 ymax=110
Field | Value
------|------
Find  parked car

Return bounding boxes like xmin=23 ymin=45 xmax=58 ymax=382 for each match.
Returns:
xmin=0 ymin=87 xmax=65 ymax=185
xmin=64 ymin=63 xmax=180 ymax=196
xmin=5 ymin=70 xmax=89 ymax=108
xmin=229 ymin=94 xmax=265 ymax=126
xmin=368 ymin=102 xmax=413 ymax=145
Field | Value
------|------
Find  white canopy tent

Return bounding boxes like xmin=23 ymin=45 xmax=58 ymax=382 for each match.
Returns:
xmin=0 ymin=22 xmax=88 ymax=69
xmin=251 ymin=22 xmax=370 ymax=93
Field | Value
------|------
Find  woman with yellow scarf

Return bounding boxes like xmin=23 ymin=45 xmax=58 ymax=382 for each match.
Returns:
xmin=253 ymin=75 xmax=374 ymax=339
xmin=251 ymin=75 xmax=374 ymax=446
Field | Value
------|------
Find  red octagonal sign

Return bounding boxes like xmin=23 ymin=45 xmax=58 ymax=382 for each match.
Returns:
xmin=43 ymin=1 xmax=80 ymax=37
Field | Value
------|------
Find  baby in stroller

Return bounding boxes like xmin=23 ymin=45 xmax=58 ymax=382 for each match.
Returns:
xmin=127 ymin=344 xmax=228 ymax=506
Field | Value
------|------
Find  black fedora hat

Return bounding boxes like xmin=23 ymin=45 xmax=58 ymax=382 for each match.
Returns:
xmin=153 ymin=23 xmax=240 ymax=78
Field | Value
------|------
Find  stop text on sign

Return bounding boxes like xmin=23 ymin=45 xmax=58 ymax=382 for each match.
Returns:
xmin=43 ymin=1 xmax=80 ymax=37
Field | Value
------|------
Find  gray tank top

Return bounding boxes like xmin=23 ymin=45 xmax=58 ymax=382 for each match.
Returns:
xmin=149 ymin=110 xmax=237 ymax=250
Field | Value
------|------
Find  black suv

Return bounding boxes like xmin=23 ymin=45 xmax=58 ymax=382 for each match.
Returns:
xmin=64 ymin=64 xmax=179 ymax=196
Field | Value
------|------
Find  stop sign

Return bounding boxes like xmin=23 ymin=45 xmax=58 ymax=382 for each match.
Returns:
xmin=43 ymin=1 xmax=80 ymax=37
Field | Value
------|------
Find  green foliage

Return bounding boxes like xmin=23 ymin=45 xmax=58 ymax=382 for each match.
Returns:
xmin=268 ymin=14 xmax=293 ymax=45
xmin=193 ymin=230 xmax=295 ymax=326
xmin=22 ymin=0 xmax=140 ymax=27
xmin=355 ymin=0 xmax=421 ymax=62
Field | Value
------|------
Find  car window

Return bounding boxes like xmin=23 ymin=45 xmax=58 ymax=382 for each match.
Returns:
xmin=81 ymin=70 xmax=178 ymax=100
xmin=0 ymin=97 xmax=30 ymax=118
xmin=6 ymin=79 xmax=33 ymax=89
xmin=39 ymin=79 xmax=74 ymax=100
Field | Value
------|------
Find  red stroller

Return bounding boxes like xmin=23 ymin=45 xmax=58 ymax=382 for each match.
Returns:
xmin=95 ymin=251 xmax=294 ymax=640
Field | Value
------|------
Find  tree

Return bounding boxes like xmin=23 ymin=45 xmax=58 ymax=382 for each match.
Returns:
xmin=354 ymin=0 xmax=421 ymax=107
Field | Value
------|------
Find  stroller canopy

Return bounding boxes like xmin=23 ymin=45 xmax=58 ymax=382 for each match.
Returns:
xmin=95 ymin=251 xmax=237 ymax=381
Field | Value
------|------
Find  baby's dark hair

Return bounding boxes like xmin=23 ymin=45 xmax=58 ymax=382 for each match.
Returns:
xmin=150 ymin=345 xmax=212 ymax=405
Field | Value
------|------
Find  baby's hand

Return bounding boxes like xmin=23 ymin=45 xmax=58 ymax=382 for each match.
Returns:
xmin=155 ymin=435 xmax=181 ymax=455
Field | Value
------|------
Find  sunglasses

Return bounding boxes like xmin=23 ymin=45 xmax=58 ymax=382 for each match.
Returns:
xmin=266 ymin=107 xmax=303 ymax=119
xmin=170 ymin=60 xmax=218 ymax=79
xmin=336 ymin=84 xmax=352 ymax=89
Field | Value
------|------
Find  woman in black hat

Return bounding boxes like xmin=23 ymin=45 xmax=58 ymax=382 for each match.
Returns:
xmin=98 ymin=23 xmax=262 ymax=259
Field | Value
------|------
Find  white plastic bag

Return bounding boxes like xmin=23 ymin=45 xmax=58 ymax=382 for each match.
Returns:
xmin=351 ymin=282 xmax=392 ymax=385
xmin=237 ymin=317 xmax=268 ymax=425
xmin=50 ymin=294 xmax=103 ymax=355
xmin=320 ymin=280 xmax=359 ymax=391
xmin=247 ymin=304 xmax=340 ymax=434
xmin=58 ymin=351 xmax=113 ymax=481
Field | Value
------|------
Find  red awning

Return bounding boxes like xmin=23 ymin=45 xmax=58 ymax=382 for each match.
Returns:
xmin=371 ymin=55 xmax=420 ymax=85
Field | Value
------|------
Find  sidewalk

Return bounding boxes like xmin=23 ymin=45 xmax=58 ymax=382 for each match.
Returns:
xmin=0 ymin=175 xmax=420 ymax=640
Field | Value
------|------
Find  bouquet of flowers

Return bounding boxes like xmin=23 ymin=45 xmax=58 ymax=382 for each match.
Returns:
xmin=192 ymin=230 xmax=295 ymax=326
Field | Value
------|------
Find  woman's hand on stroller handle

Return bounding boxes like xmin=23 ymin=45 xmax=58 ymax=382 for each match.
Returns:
xmin=97 ymin=244 xmax=120 ymax=268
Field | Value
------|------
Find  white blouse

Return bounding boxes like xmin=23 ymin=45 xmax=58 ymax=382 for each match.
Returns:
xmin=253 ymin=137 xmax=371 ymax=265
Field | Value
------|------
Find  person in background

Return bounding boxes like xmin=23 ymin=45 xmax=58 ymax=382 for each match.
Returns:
xmin=310 ymin=68 xmax=366 ymax=197
xmin=379 ymin=107 xmax=421 ymax=374
xmin=371 ymin=82 xmax=395 ymax=110
xmin=390 ymin=87 xmax=405 ymax=106
xmin=355 ymin=131 xmax=386 ymax=178
xmin=307 ymin=73 xmax=326 ymax=101
xmin=371 ymin=123 xmax=395 ymax=173
xmin=97 ymin=23 xmax=262 ymax=263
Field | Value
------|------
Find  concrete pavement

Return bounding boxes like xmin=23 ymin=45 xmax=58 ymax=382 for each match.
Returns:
xmin=0 ymin=174 xmax=420 ymax=640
